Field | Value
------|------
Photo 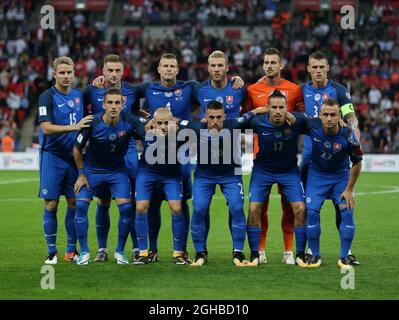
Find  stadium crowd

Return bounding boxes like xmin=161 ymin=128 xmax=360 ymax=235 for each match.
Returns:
xmin=0 ymin=0 xmax=398 ymax=153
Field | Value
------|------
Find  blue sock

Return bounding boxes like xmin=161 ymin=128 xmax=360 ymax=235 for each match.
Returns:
xmin=75 ymin=200 xmax=90 ymax=253
xmin=339 ymin=208 xmax=355 ymax=259
xmin=335 ymin=204 xmax=342 ymax=231
xmin=148 ymin=201 xmax=161 ymax=251
xmin=295 ymin=226 xmax=307 ymax=255
xmin=95 ymin=204 xmax=110 ymax=250
xmin=306 ymin=209 xmax=321 ymax=256
xmin=65 ymin=207 xmax=77 ymax=253
xmin=135 ymin=212 xmax=148 ymax=251
xmin=229 ymin=202 xmax=246 ymax=251
xmin=116 ymin=203 xmax=132 ymax=253
xmin=172 ymin=213 xmax=184 ymax=252
xmin=247 ymin=226 xmax=261 ymax=253
xmin=191 ymin=202 xmax=207 ymax=253
xmin=43 ymin=208 xmax=57 ymax=255
xmin=182 ymin=202 xmax=190 ymax=252
xmin=130 ymin=202 xmax=138 ymax=249
xmin=228 ymin=209 xmax=233 ymax=236
xmin=204 ymin=207 xmax=210 ymax=248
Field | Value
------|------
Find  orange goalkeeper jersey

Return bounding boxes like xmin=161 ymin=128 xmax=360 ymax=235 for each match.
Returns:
xmin=243 ymin=78 xmax=304 ymax=157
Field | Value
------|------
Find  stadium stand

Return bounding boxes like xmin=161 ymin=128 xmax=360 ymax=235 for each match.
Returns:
xmin=0 ymin=0 xmax=398 ymax=153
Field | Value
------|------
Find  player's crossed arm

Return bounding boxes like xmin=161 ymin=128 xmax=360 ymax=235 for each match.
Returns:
xmin=72 ymin=127 xmax=92 ymax=194
xmin=340 ymin=160 xmax=362 ymax=210
xmin=72 ymin=144 xmax=90 ymax=195
xmin=40 ymin=115 xmax=93 ymax=135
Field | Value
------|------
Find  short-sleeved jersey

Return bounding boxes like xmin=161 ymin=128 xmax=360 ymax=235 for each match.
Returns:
xmin=83 ymin=81 xmax=140 ymax=151
xmin=137 ymin=80 xmax=198 ymax=120
xmin=38 ymin=86 xmax=84 ymax=160
xmin=247 ymin=112 xmax=308 ymax=173
xmin=178 ymin=111 xmax=256 ymax=176
xmin=306 ymin=118 xmax=363 ymax=172
xmin=243 ymin=78 xmax=304 ymax=113
xmin=75 ymin=113 xmax=147 ymax=173
xmin=194 ymin=80 xmax=246 ymax=119
xmin=83 ymin=81 xmax=140 ymax=116
xmin=302 ymin=80 xmax=354 ymax=118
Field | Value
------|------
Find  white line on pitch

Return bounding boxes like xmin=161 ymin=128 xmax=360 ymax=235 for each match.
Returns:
xmin=0 ymin=178 xmax=39 ymax=185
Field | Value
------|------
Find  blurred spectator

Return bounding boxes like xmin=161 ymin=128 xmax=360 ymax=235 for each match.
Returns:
xmin=0 ymin=1 xmax=397 ymax=153
xmin=369 ymin=85 xmax=382 ymax=110
xmin=1 ymin=130 xmax=14 ymax=153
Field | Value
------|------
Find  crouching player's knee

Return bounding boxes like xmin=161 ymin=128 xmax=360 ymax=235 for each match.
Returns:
xmin=169 ymin=200 xmax=182 ymax=215
xmin=136 ymin=201 xmax=150 ymax=214
xmin=291 ymin=202 xmax=306 ymax=226
xmin=248 ymin=203 xmax=263 ymax=226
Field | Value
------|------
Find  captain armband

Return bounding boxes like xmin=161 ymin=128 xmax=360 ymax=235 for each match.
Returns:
xmin=340 ymin=103 xmax=355 ymax=117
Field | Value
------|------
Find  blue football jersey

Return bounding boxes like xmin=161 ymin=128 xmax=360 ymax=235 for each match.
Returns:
xmin=194 ymin=80 xmax=246 ymax=119
xmin=247 ymin=112 xmax=308 ymax=173
xmin=137 ymin=80 xmax=197 ymax=120
xmin=83 ymin=81 xmax=140 ymax=152
xmin=75 ymin=113 xmax=147 ymax=172
xmin=83 ymin=81 xmax=140 ymax=115
xmin=38 ymin=86 xmax=84 ymax=160
xmin=306 ymin=118 xmax=363 ymax=172
xmin=302 ymin=80 xmax=353 ymax=118
xmin=178 ymin=111 xmax=256 ymax=176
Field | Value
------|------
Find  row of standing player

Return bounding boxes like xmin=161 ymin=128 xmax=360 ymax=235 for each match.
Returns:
xmin=39 ymin=48 xmax=360 ymax=268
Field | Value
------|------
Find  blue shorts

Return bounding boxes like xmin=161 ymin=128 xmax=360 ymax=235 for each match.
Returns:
xmin=192 ymin=173 xmax=244 ymax=208
xmin=150 ymin=163 xmax=192 ymax=202
xmin=305 ymin=166 xmax=349 ymax=210
xmin=135 ymin=166 xmax=183 ymax=201
xmin=94 ymin=143 xmax=138 ymax=199
xmin=77 ymin=168 xmax=132 ymax=200
xmin=39 ymin=151 xmax=77 ymax=199
xmin=249 ymin=165 xmax=305 ymax=203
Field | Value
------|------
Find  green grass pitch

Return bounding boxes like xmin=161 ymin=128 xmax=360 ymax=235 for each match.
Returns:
xmin=0 ymin=170 xmax=398 ymax=300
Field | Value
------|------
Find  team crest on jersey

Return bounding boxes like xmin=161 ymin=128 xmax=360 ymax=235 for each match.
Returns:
xmin=226 ymin=96 xmax=234 ymax=105
xmin=118 ymin=130 xmax=126 ymax=139
xmin=165 ymin=92 xmax=173 ymax=98
xmin=322 ymin=93 xmax=329 ymax=100
xmin=139 ymin=117 xmax=146 ymax=123
xmin=174 ymin=88 xmax=182 ymax=97
xmin=333 ymin=143 xmax=342 ymax=151
xmin=280 ymin=90 xmax=288 ymax=97
xmin=275 ymin=132 xmax=283 ymax=138
xmin=109 ymin=133 xmax=117 ymax=141
xmin=314 ymin=93 xmax=321 ymax=101
xmin=324 ymin=141 xmax=332 ymax=148
xmin=216 ymin=96 xmax=224 ymax=103
xmin=68 ymin=100 xmax=74 ymax=107
xmin=74 ymin=97 xmax=80 ymax=105
xmin=284 ymin=128 xmax=292 ymax=138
